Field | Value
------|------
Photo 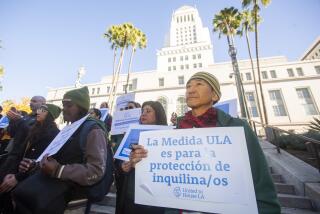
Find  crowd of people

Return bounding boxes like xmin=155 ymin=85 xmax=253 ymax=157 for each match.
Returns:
xmin=0 ymin=72 xmax=281 ymax=214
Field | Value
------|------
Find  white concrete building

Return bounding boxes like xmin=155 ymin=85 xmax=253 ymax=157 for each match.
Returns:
xmin=47 ymin=6 xmax=320 ymax=132
xmin=300 ymin=36 xmax=320 ymax=61
xmin=157 ymin=6 xmax=214 ymax=73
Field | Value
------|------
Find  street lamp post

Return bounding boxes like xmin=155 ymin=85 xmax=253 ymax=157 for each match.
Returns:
xmin=228 ymin=45 xmax=248 ymax=119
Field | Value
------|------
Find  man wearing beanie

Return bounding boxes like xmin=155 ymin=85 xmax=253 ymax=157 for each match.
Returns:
xmin=12 ymin=86 xmax=109 ymax=214
xmin=130 ymin=72 xmax=280 ymax=214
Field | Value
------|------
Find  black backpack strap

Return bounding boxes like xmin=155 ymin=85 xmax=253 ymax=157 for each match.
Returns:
xmin=78 ymin=120 xmax=98 ymax=159
xmin=77 ymin=119 xmax=114 ymax=202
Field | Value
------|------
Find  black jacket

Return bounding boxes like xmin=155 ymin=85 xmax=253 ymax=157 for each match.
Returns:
xmin=0 ymin=122 xmax=59 ymax=181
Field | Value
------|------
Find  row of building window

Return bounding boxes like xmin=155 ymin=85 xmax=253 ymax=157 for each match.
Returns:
xmin=168 ymin=63 xmax=202 ymax=71
xmin=93 ymin=65 xmax=320 ymax=94
xmin=168 ymin=54 xmax=201 ymax=63
xmin=155 ymin=87 xmax=318 ymax=119
xmin=90 ymin=86 xmax=318 ymax=119
xmin=91 ymin=87 xmax=100 ymax=95
xmin=176 ymin=14 xmax=194 ymax=23
xmin=245 ymin=87 xmax=318 ymax=118
xmin=159 ymin=76 xmax=185 ymax=87
xmin=244 ymin=66 xmax=320 ymax=81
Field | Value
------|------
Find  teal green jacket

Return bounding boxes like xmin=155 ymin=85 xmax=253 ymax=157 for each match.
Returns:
xmin=126 ymin=109 xmax=280 ymax=214
xmin=165 ymin=109 xmax=281 ymax=214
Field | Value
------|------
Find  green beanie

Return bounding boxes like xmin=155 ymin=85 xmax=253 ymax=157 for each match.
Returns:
xmin=42 ymin=104 xmax=61 ymax=119
xmin=62 ymin=86 xmax=90 ymax=111
xmin=187 ymin=71 xmax=221 ymax=101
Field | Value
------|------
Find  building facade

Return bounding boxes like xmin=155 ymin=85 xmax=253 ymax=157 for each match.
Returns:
xmin=47 ymin=6 xmax=320 ymax=132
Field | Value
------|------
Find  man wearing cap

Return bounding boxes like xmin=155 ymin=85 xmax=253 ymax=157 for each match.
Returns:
xmin=130 ymin=72 xmax=280 ymax=214
xmin=12 ymin=87 xmax=108 ymax=214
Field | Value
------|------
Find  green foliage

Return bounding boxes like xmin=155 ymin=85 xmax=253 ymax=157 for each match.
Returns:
xmin=242 ymin=0 xmax=271 ymax=9
xmin=276 ymin=131 xmax=320 ymax=150
xmin=104 ymin=23 xmax=147 ymax=51
xmin=213 ymin=7 xmax=242 ymax=39
xmin=277 ymin=134 xmax=306 ymax=150
xmin=238 ymin=9 xmax=262 ymax=36
xmin=309 ymin=117 xmax=320 ymax=132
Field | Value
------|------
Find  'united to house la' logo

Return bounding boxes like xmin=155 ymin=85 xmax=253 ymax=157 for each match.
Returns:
xmin=173 ymin=187 xmax=181 ymax=198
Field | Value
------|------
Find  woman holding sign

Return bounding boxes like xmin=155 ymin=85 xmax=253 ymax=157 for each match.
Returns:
xmin=130 ymin=72 xmax=281 ymax=214
xmin=116 ymin=101 xmax=167 ymax=214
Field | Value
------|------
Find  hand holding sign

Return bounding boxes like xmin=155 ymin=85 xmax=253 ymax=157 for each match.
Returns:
xmin=130 ymin=144 xmax=148 ymax=168
xmin=135 ymin=127 xmax=258 ymax=214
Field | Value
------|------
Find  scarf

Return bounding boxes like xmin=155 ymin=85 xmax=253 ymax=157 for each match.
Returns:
xmin=178 ymin=107 xmax=217 ymax=128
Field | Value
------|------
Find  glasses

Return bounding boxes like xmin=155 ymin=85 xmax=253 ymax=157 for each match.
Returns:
xmin=36 ymin=108 xmax=48 ymax=113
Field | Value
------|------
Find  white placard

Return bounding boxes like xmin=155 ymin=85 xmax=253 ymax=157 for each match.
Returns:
xmin=114 ymin=124 xmax=175 ymax=161
xmin=99 ymin=108 xmax=109 ymax=121
xmin=110 ymin=108 xmax=141 ymax=135
xmin=36 ymin=115 xmax=89 ymax=162
xmin=116 ymin=93 xmax=135 ymax=111
xmin=135 ymin=127 xmax=258 ymax=214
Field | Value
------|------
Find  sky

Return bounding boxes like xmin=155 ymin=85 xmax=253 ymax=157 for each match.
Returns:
xmin=0 ymin=0 xmax=319 ymax=103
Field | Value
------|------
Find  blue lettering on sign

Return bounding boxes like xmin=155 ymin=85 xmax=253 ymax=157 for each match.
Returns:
xmin=152 ymin=173 xmax=229 ymax=187
xmin=206 ymin=135 xmax=232 ymax=144
xmin=162 ymin=136 xmax=202 ymax=146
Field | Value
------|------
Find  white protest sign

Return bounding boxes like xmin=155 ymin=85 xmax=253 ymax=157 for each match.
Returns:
xmin=116 ymin=93 xmax=135 ymax=111
xmin=99 ymin=108 xmax=109 ymax=121
xmin=114 ymin=124 xmax=175 ymax=161
xmin=110 ymin=108 xmax=141 ymax=135
xmin=135 ymin=127 xmax=258 ymax=214
xmin=36 ymin=115 xmax=89 ymax=162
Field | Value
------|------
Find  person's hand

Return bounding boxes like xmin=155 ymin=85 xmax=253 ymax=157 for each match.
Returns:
xmin=170 ymin=112 xmax=177 ymax=125
xmin=7 ymin=110 xmax=22 ymax=121
xmin=121 ymin=161 xmax=132 ymax=173
xmin=129 ymin=145 xmax=148 ymax=168
xmin=40 ymin=154 xmax=60 ymax=176
xmin=19 ymin=158 xmax=36 ymax=173
xmin=0 ymin=174 xmax=18 ymax=193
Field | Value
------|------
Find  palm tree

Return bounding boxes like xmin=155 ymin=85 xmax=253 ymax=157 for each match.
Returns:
xmin=104 ymin=23 xmax=138 ymax=112
xmin=213 ymin=7 xmax=248 ymax=118
xmin=104 ymin=25 xmax=120 ymax=112
xmin=124 ymin=28 xmax=147 ymax=94
xmin=238 ymin=9 xmax=263 ymax=124
xmin=104 ymin=26 xmax=120 ymax=93
xmin=242 ymin=0 xmax=271 ymax=125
